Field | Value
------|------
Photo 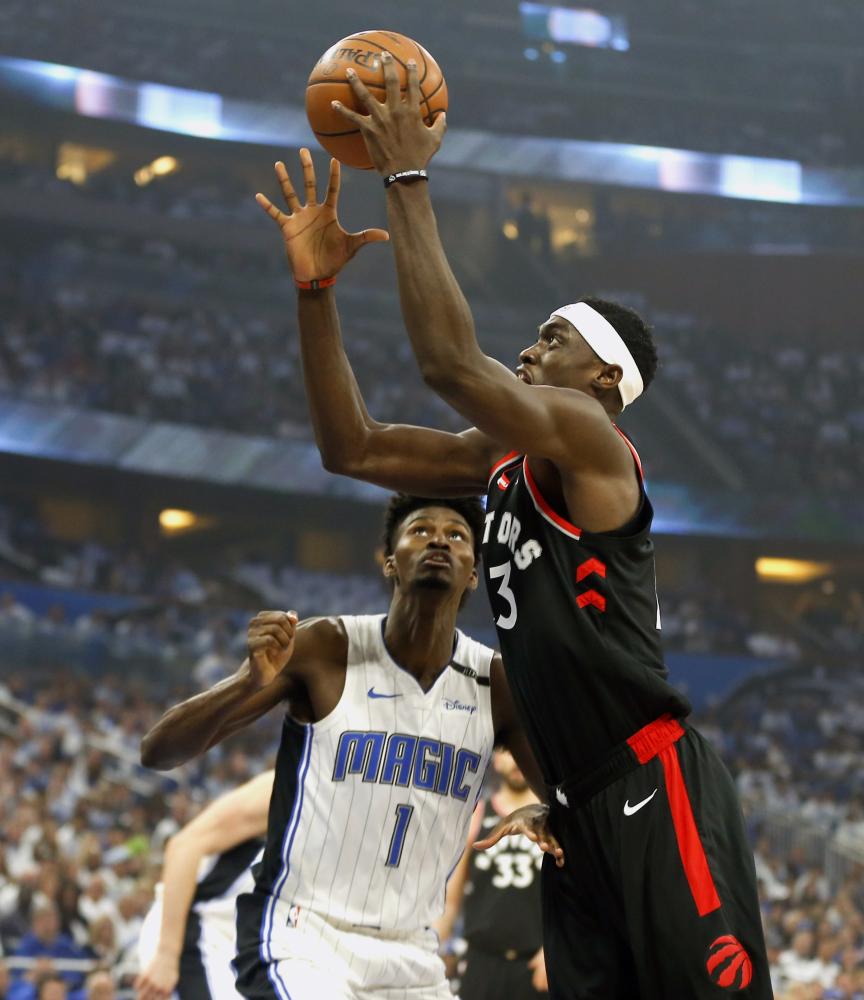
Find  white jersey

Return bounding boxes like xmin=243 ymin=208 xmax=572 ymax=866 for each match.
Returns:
xmin=252 ymin=614 xmax=496 ymax=936
xmin=139 ymin=839 xmax=263 ymax=1000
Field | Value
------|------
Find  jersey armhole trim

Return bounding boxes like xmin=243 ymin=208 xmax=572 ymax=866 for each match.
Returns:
xmin=612 ymin=424 xmax=644 ymax=482
xmin=488 ymin=451 xmax=522 ymax=487
xmin=522 ymin=458 xmax=583 ymax=540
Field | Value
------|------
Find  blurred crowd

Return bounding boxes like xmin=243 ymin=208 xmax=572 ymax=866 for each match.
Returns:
xmin=0 ymin=247 xmax=862 ymax=506
xmin=0 ymin=0 xmax=859 ymax=164
xmin=700 ymin=677 xmax=864 ymax=998
xmin=0 ymin=664 xmax=278 ymax=1000
xmin=653 ymin=309 xmax=864 ymax=498
xmin=3 ymin=492 xmax=861 ymax=672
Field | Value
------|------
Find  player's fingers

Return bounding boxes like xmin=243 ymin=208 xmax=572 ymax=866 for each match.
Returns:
xmin=406 ymin=59 xmax=421 ymax=109
xmin=255 ymin=193 xmax=287 ymax=225
xmin=332 ymin=100 xmax=367 ymax=127
xmin=274 ymin=161 xmax=301 ymax=212
xmin=348 ymin=229 xmax=390 ymax=256
xmin=472 ymin=823 xmax=510 ymax=850
xmin=251 ymin=624 xmax=293 ymax=647
xmin=344 ymin=69 xmax=380 ymax=118
xmin=429 ymin=110 xmax=447 ymax=137
xmin=299 ymin=148 xmax=318 ymax=206
xmin=324 ymin=158 xmax=341 ymax=208
xmin=253 ymin=610 xmax=296 ymax=625
xmin=382 ymin=51 xmax=401 ymax=105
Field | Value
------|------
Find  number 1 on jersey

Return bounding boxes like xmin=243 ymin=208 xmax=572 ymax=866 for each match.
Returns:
xmin=385 ymin=803 xmax=415 ymax=868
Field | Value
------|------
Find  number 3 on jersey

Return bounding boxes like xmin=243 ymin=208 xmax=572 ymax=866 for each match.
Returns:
xmin=489 ymin=562 xmax=518 ymax=630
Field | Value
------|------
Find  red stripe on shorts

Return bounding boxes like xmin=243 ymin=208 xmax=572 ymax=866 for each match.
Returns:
xmin=659 ymin=744 xmax=722 ymax=917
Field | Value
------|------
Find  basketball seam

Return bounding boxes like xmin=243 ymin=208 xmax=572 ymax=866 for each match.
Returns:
xmin=314 ymin=128 xmax=362 ymax=137
xmin=306 ymin=80 xmax=395 ymax=93
xmin=420 ymin=76 xmax=445 ymax=122
xmin=413 ymin=40 xmax=430 ymax=87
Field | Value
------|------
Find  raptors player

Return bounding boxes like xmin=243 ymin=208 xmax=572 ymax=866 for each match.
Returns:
xmin=251 ymin=59 xmax=773 ymax=996
xmin=141 ymin=494 xmax=560 ymax=1000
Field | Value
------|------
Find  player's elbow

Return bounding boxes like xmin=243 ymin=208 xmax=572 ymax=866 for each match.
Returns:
xmin=320 ymin=448 xmax=353 ymax=476
xmin=140 ymin=732 xmax=177 ymax=771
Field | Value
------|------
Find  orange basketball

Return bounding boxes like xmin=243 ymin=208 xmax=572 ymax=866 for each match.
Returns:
xmin=306 ymin=30 xmax=448 ymax=170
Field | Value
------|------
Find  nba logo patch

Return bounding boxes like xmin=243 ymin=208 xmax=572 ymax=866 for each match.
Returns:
xmin=705 ymin=935 xmax=752 ymax=991
xmin=288 ymin=905 xmax=301 ymax=928
xmin=497 ymin=473 xmax=510 ymax=491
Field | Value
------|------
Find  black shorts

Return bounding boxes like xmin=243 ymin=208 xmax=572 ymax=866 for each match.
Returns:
xmin=460 ymin=947 xmax=544 ymax=1000
xmin=542 ymin=716 xmax=772 ymax=999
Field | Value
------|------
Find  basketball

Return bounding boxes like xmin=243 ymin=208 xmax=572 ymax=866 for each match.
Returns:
xmin=305 ymin=30 xmax=448 ymax=170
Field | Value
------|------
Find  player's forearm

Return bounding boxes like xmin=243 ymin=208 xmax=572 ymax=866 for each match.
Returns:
xmin=385 ymin=182 xmax=484 ymax=383
xmin=154 ymin=834 xmax=202 ymax=960
xmin=140 ymin=664 xmax=261 ymax=770
xmin=296 ymin=288 xmax=377 ymax=474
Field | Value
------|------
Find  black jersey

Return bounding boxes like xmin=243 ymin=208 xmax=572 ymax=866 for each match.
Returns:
xmin=462 ymin=799 xmax=543 ymax=957
xmin=182 ymin=837 xmax=265 ymax=954
xmin=482 ymin=430 xmax=690 ymax=786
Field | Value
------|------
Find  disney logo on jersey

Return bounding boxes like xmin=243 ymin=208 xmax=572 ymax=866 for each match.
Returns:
xmin=442 ymin=697 xmax=477 ymax=715
xmin=483 ymin=511 xmax=542 ymax=570
xmin=332 ymin=730 xmax=482 ymax=802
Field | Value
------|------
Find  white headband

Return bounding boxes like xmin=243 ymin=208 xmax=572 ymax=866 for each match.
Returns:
xmin=551 ymin=302 xmax=644 ymax=409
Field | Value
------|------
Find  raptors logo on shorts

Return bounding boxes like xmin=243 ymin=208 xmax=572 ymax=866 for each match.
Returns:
xmin=705 ymin=935 xmax=753 ymax=991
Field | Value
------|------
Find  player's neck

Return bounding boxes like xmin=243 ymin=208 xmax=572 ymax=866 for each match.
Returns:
xmin=383 ymin=595 xmax=460 ymax=690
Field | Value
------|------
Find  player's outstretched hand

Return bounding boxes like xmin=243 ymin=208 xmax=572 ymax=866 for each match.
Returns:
xmin=255 ymin=149 xmax=388 ymax=283
xmin=247 ymin=610 xmax=299 ymax=688
xmin=472 ymin=803 xmax=565 ymax=868
xmin=134 ymin=949 xmax=179 ymax=1000
xmin=334 ymin=52 xmax=446 ymax=176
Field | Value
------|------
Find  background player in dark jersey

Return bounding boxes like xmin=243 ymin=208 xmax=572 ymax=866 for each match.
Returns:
xmin=136 ymin=772 xmax=271 ymax=1000
xmin=436 ymin=749 xmax=547 ymax=999
xmin=252 ymin=55 xmax=772 ymax=998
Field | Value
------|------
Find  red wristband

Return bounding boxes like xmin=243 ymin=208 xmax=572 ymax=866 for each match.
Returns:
xmin=294 ymin=276 xmax=337 ymax=291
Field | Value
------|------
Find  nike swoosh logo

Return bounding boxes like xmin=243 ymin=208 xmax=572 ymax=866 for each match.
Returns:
xmin=623 ymin=788 xmax=658 ymax=816
xmin=367 ymin=687 xmax=401 ymax=699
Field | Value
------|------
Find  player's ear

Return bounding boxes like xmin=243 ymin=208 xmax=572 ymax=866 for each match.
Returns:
xmin=382 ymin=554 xmax=398 ymax=580
xmin=594 ymin=363 xmax=622 ymax=391
xmin=467 ymin=566 xmax=479 ymax=592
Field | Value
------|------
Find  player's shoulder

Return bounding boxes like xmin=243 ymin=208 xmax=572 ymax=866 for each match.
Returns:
xmin=295 ymin=615 xmax=349 ymax=663
xmin=455 ymin=629 xmax=497 ymax=674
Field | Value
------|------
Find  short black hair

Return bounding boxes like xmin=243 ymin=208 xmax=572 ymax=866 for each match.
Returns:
xmin=382 ymin=494 xmax=485 ymax=562
xmin=578 ymin=296 xmax=658 ymax=392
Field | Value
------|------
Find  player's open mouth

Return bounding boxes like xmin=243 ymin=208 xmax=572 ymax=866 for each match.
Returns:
xmin=516 ymin=367 xmax=532 ymax=384
xmin=422 ymin=554 xmax=452 ymax=567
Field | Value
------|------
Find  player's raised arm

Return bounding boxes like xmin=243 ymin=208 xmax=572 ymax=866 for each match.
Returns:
xmin=140 ymin=614 xmax=344 ymax=770
xmin=135 ymin=771 xmax=274 ymax=1000
xmin=257 ymin=151 xmax=498 ymax=497
xmin=334 ymin=56 xmax=624 ymax=473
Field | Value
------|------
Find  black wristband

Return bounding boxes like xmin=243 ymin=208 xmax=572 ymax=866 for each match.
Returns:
xmin=383 ymin=169 xmax=429 ymax=188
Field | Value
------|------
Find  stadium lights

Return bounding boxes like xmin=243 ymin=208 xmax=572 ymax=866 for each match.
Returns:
xmin=134 ymin=155 xmax=180 ymax=186
xmin=159 ymin=508 xmax=198 ymax=532
xmin=755 ymin=557 xmax=832 ymax=584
